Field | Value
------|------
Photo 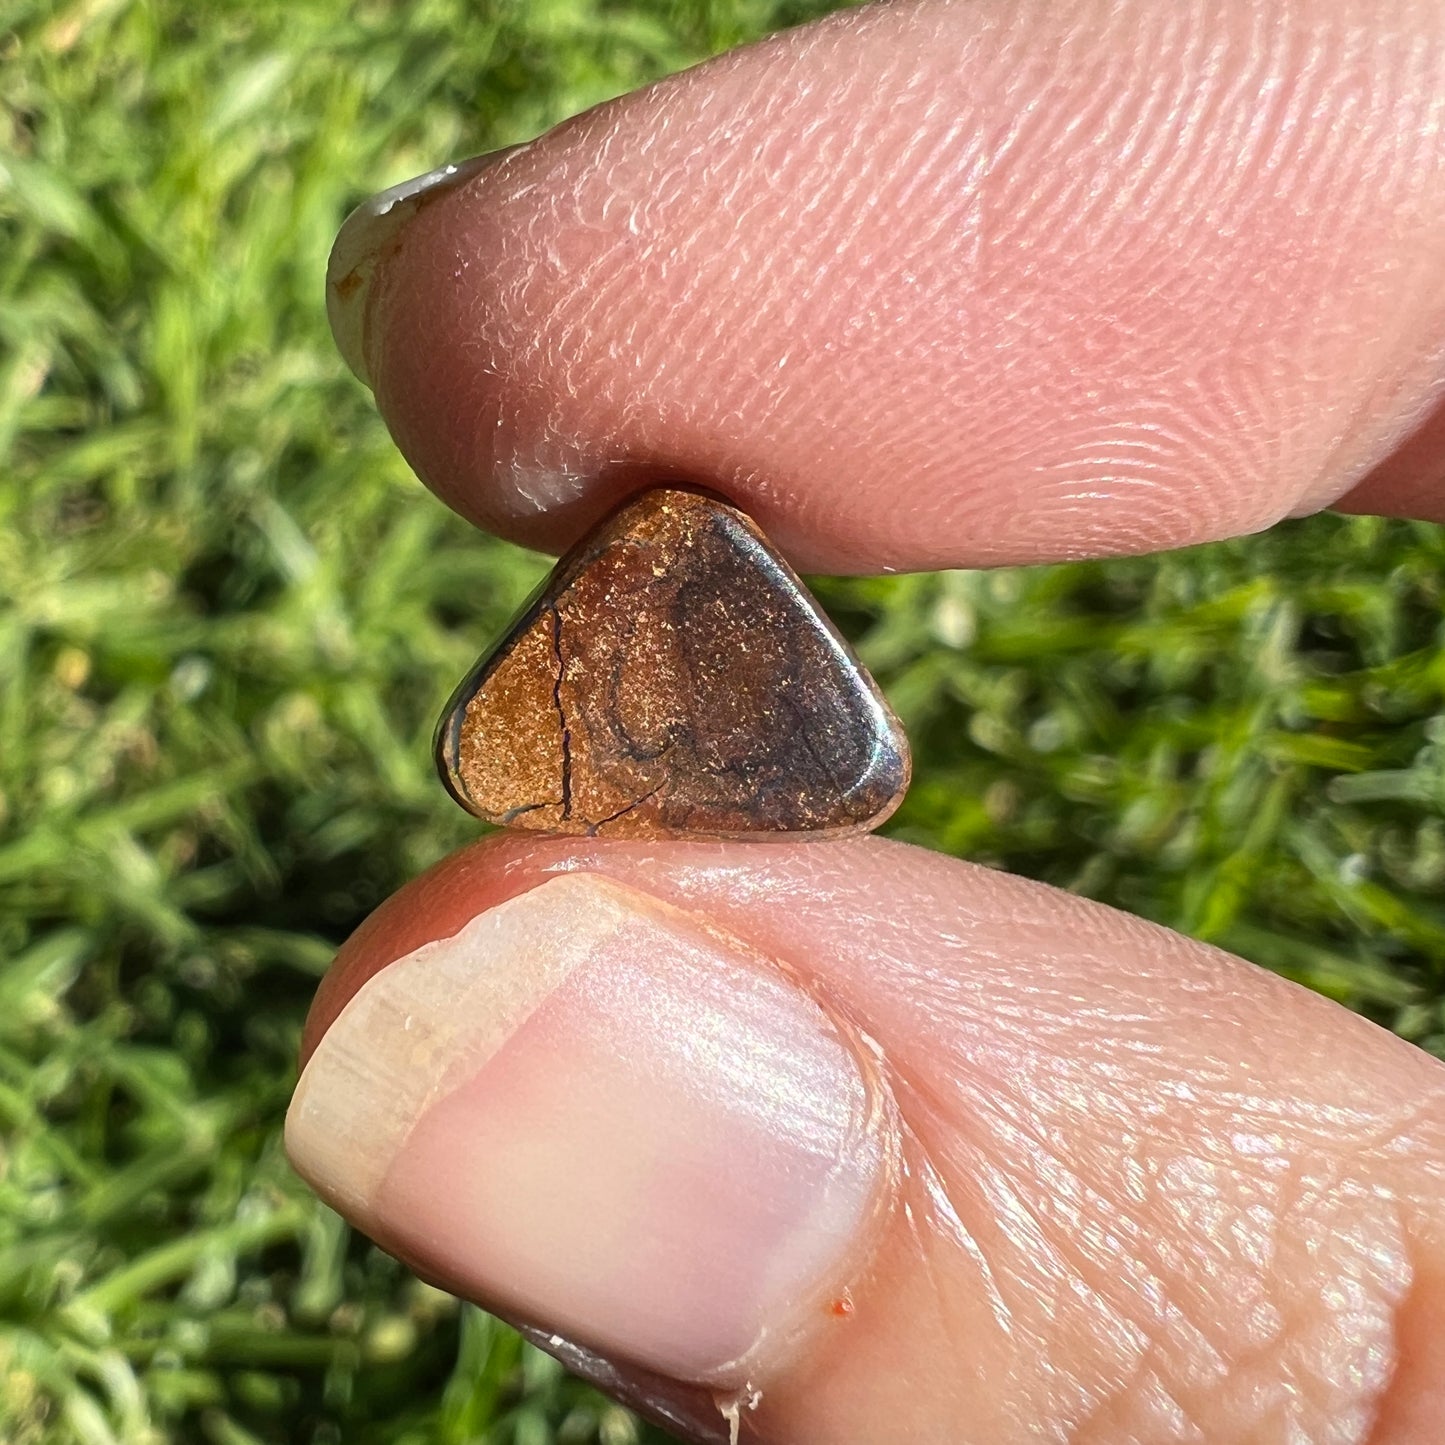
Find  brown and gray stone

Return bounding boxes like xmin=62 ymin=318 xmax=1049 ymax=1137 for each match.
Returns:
xmin=435 ymin=487 xmax=910 ymax=839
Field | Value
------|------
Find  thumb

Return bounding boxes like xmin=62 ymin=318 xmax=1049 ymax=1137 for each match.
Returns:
xmin=285 ymin=836 xmax=1445 ymax=1444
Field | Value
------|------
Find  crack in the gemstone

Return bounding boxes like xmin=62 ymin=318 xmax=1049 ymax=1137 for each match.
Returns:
xmin=586 ymin=781 xmax=665 ymax=835
xmin=549 ymin=602 xmax=572 ymax=820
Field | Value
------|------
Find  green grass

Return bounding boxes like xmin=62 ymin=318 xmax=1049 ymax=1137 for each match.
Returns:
xmin=2 ymin=0 xmax=1443 ymax=1440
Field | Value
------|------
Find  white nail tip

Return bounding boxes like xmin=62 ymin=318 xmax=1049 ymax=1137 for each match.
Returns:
xmin=284 ymin=874 xmax=641 ymax=1217
xmin=325 ymin=146 xmax=522 ymax=386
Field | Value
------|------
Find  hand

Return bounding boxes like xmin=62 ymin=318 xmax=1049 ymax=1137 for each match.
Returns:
xmin=286 ymin=1 xmax=1445 ymax=1440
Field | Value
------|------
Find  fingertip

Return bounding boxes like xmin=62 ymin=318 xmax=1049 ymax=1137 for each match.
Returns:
xmin=295 ymin=833 xmax=1445 ymax=1444
xmin=288 ymin=868 xmax=895 ymax=1393
xmin=351 ymin=0 xmax=1445 ymax=568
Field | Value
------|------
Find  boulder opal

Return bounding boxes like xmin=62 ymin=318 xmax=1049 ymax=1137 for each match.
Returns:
xmin=435 ymin=487 xmax=909 ymax=839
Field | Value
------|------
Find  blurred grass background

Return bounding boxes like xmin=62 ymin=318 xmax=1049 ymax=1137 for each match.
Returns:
xmin=2 ymin=0 xmax=1444 ymax=1440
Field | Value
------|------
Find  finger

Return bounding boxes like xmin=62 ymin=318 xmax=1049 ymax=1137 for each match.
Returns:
xmin=286 ymin=835 xmax=1445 ymax=1444
xmin=327 ymin=0 xmax=1445 ymax=572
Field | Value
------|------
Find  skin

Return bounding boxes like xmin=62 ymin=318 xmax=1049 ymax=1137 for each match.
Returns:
xmin=297 ymin=0 xmax=1445 ymax=1440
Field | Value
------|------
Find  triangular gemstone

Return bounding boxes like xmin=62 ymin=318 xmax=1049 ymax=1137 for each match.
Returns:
xmin=435 ymin=487 xmax=910 ymax=839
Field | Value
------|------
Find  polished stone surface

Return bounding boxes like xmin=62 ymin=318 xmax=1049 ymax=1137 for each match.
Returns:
xmin=436 ymin=487 xmax=910 ymax=839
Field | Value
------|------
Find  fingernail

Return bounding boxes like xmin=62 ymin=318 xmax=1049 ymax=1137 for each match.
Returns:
xmin=326 ymin=146 xmax=523 ymax=387
xmin=285 ymin=874 xmax=889 ymax=1386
